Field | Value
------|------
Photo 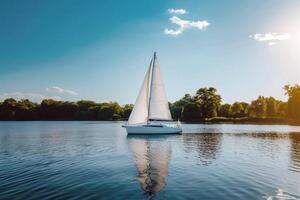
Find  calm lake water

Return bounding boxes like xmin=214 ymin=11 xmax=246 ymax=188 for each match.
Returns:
xmin=0 ymin=122 xmax=300 ymax=200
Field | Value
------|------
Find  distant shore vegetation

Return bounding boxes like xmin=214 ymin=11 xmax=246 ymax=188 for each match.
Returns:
xmin=0 ymin=84 xmax=300 ymax=125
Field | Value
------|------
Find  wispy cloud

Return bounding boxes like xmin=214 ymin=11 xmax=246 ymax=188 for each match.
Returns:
xmin=168 ymin=8 xmax=186 ymax=15
xmin=46 ymin=86 xmax=78 ymax=96
xmin=164 ymin=28 xmax=183 ymax=36
xmin=164 ymin=16 xmax=209 ymax=36
xmin=249 ymin=32 xmax=291 ymax=46
xmin=0 ymin=92 xmax=61 ymax=102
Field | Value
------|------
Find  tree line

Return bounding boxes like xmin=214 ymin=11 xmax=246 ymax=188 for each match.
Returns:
xmin=0 ymin=99 xmax=133 ymax=120
xmin=0 ymin=84 xmax=299 ymax=122
xmin=171 ymin=84 xmax=300 ymax=122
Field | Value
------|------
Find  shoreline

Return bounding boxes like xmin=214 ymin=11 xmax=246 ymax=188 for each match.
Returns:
xmin=0 ymin=118 xmax=300 ymax=126
xmin=182 ymin=117 xmax=300 ymax=126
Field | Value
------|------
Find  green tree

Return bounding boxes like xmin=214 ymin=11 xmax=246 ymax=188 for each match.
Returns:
xmin=59 ymin=101 xmax=78 ymax=119
xmin=122 ymin=104 xmax=133 ymax=119
xmin=171 ymin=94 xmax=194 ymax=120
xmin=249 ymin=96 xmax=266 ymax=118
xmin=15 ymin=99 xmax=38 ymax=120
xmin=182 ymin=102 xmax=201 ymax=121
xmin=77 ymin=100 xmax=97 ymax=120
xmin=93 ymin=102 xmax=123 ymax=120
xmin=219 ymin=104 xmax=232 ymax=117
xmin=240 ymin=102 xmax=250 ymax=117
xmin=195 ymin=87 xmax=221 ymax=118
xmin=1 ymin=98 xmax=17 ymax=109
xmin=264 ymin=97 xmax=283 ymax=118
xmin=277 ymin=102 xmax=287 ymax=118
xmin=284 ymin=84 xmax=300 ymax=119
xmin=38 ymin=99 xmax=77 ymax=120
xmin=0 ymin=98 xmax=17 ymax=119
xmin=231 ymin=102 xmax=244 ymax=117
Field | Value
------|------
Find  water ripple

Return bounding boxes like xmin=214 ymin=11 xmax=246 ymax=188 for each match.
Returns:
xmin=0 ymin=122 xmax=299 ymax=199
xmin=263 ymin=189 xmax=300 ymax=200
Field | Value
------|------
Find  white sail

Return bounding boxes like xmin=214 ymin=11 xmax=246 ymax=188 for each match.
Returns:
xmin=148 ymin=53 xmax=172 ymax=120
xmin=127 ymin=61 xmax=151 ymax=125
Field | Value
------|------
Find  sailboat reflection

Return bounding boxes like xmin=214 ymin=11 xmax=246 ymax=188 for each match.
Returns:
xmin=127 ymin=136 xmax=171 ymax=196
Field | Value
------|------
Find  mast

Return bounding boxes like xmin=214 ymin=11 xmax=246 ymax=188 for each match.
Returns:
xmin=147 ymin=52 xmax=156 ymax=124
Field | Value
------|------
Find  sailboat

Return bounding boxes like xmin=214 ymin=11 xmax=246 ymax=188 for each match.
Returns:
xmin=124 ymin=52 xmax=182 ymax=135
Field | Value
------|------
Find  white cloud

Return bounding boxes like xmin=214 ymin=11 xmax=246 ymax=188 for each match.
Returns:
xmin=164 ymin=28 xmax=183 ymax=36
xmin=164 ymin=16 xmax=209 ymax=36
xmin=250 ymin=32 xmax=291 ymax=46
xmin=168 ymin=8 xmax=187 ymax=15
xmin=46 ymin=86 xmax=78 ymax=96
xmin=0 ymin=92 xmax=61 ymax=102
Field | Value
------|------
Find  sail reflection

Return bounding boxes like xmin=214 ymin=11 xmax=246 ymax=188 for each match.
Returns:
xmin=183 ymin=133 xmax=223 ymax=165
xmin=127 ymin=136 xmax=171 ymax=196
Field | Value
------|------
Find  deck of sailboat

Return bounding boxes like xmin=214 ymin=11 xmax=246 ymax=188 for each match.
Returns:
xmin=125 ymin=123 xmax=182 ymax=135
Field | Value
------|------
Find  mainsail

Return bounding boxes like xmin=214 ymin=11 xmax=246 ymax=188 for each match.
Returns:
xmin=127 ymin=52 xmax=172 ymax=125
xmin=148 ymin=53 xmax=172 ymax=121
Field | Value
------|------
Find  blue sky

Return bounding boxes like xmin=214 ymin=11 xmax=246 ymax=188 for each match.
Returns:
xmin=1 ymin=0 xmax=300 ymax=104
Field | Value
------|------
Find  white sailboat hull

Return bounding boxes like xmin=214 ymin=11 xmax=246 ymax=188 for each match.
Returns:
xmin=125 ymin=125 xmax=182 ymax=135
